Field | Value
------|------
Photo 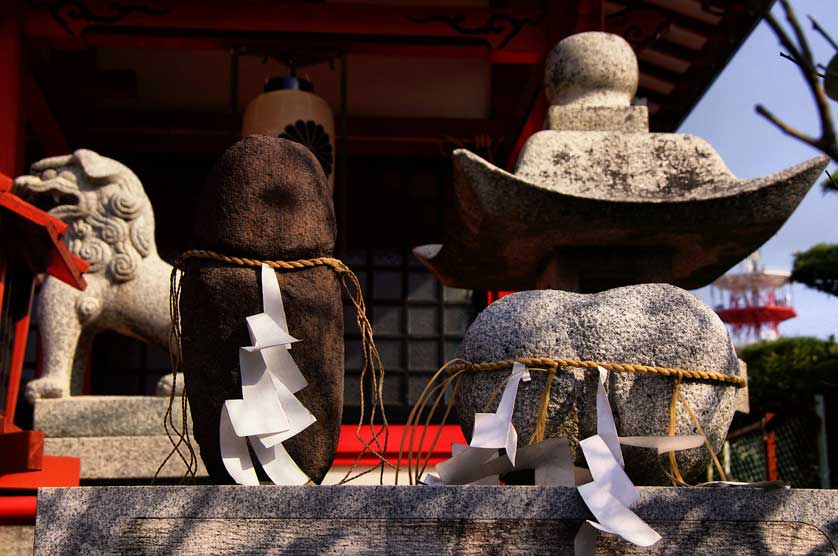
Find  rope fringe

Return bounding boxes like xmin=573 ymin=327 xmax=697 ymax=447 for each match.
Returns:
xmin=400 ymin=357 xmax=744 ymax=486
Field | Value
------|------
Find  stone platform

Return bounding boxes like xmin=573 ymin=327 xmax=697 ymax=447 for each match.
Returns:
xmin=34 ymin=396 xmax=206 ymax=480
xmin=34 ymin=485 xmax=838 ymax=555
xmin=1 ymin=525 xmax=35 ymax=556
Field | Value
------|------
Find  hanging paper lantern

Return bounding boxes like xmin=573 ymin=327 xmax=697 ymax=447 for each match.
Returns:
xmin=242 ymin=76 xmax=336 ymax=193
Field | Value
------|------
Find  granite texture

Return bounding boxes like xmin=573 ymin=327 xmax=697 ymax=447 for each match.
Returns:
xmin=44 ymin=435 xmax=207 ymax=479
xmin=514 ymin=132 xmax=735 ymax=201
xmin=457 ymin=286 xmax=739 ymax=485
xmin=34 ymin=485 xmax=838 ymax=555
xmin=33 ymin=396 xmax=202 ymax=480
xmin=181 ymin=136 xmax=343 ymax=485
xmin=0 ymin=525 xmax=34 ymax=556
xmin=544 ymin=32 xmax=638 ymax=107
xmin=33 ymin=396 xmax=190 ymax=437
xmin=414 ymin=32 xmax=829 ymax=291
xmin=547 ymin=105 xmax=649 ymax=132
xmin=13 ymin=150 xmax=175 ymax=400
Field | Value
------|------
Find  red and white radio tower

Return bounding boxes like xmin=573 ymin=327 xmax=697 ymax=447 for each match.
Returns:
xmin=711 ymin=252 xmax=796 ymax=345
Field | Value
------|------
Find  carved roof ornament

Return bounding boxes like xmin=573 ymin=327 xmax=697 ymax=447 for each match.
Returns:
xmin=407 ymin=10 xmax=544 ymax=50
xmin=414 ymin=32 xmax=829 ymax=292
xmin=37 ymin=0 xmax=170 ymax=36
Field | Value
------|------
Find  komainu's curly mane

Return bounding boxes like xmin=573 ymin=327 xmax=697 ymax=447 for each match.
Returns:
xmin=14 ymin=149 xmax=156 ymax=283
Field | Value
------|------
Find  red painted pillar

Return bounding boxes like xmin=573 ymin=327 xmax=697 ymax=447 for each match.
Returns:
xmin=0 ymin=1 xmax=24 ymax=177
xmin=763 ymin=413 xmax=778 ymax=481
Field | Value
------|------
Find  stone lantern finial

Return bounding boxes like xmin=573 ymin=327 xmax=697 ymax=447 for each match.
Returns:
xmin=544 ymin=32 xmax=647 ymax=133
xmin=545 ymin=31 xmax=638 ymax=107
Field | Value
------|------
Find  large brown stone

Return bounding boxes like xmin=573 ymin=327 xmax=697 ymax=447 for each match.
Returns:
xmin=180 ymin=136 xmax=342 ymax=484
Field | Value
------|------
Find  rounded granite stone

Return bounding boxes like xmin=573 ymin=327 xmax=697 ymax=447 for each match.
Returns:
xmin=545 ymin=31 xmax=638 ymax=107
xmin=456 ymin=284 xmax=740 ymax=485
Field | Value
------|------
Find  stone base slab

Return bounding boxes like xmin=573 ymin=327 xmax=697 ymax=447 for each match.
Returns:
xmin=34 ymin=486 xmax=838 ymax=555
xmin=44 ymin=436 xmax=206 ymax=480
xmin=1 ymin=525 xmax=34 ymax=556
xmin=34 ymin=396 xmax=190 ymax=437
xmin=33 ymin=396 xmax=204 ymax=480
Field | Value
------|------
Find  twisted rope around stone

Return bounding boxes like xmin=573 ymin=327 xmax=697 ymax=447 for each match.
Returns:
xmin=448 ymin=357 xmax=746 ymax=388
xmin=174 ymin=249 xmax=349 ymax=274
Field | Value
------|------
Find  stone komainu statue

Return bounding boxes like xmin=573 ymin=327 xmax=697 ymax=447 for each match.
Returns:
xmin=14 ymin=150 xmax=174 ymax=400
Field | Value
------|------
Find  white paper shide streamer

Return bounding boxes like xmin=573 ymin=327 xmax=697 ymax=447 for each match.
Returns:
xmin=425 ymin=361 xmax=708 ymax=555
xmin=424 ymin=363 xmax=577 ymax=487
xmin=219 ymin=264 xmax=317 ymax=485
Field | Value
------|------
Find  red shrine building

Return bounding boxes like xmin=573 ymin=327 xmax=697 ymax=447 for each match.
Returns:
xmin=1 ymin=0 xmax=771 ymax=473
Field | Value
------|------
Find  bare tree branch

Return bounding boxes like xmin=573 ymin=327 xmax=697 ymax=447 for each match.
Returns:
xmin=824 ymin=169 xmax=838 ymax=193
xmin=758 ymin=1 xmax=838 ymax=162
xmin=810 ymin=15 xmax=838 ymax=53
xmin=781 ymin=0 xmax=814 ymax=65
xmin=780 ymin=51 xmax=826 ymax=77
xmin=756 ymin=104 xmax=821 ymax=146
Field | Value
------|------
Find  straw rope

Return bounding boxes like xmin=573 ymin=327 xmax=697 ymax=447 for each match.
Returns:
xmin=449 ymin=358 xmax=746 ymax=388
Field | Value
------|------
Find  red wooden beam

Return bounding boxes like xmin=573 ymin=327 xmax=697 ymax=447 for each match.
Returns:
xmin=0 ymin=430 xmax=44 ymax=473
xmin=0 ymin=496 xmax=37 ymax=525
xmin=25 ymin=1 xmax=546 ymax=54
xmin=0 ymin=1 xmax=23 ymax=177
xmin=334 ymin=424 xmax=466 ymax=467
xmin=0 ymin=174 xmax=87 ymax=476
xmin=0 ymin=456 xmax=80 ymax=492
xmin=0 ymin=182 xmax=89 ymax=290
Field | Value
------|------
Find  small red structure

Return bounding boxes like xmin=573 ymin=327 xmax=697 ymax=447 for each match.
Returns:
xmin=334 ymin=424 xmax=466 ymax=468
xmin=712 ymin=252 xmax=796 ymax=345
xmin=0 ymin=171 xmax=85 ymax=487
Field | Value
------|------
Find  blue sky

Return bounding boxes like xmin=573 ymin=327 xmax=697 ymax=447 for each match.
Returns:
xmin=680 ymin=0 xmax=838 ymax=339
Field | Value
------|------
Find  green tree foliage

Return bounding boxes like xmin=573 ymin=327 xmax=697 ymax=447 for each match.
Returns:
xmin=791 ymin=243 xmax=838 ymax=297
xmin=739 ymin=336 xmax=838 ymax=414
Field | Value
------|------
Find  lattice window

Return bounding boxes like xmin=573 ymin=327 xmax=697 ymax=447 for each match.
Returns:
xmin=342 ymin=247 xmax=473 ymax=424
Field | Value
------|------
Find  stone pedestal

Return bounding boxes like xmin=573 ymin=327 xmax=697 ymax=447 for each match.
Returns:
xmin=34 ymin=485 xmax=838 ymax=555
xmin=34 ymin=396 xmax=207 ymax=480
xmin=0 ymin=525 xmax=34 ymax=556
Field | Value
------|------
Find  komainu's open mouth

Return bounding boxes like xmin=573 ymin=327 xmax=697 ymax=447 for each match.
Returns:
xmin=26 ymin=189 xmax=79 ymax=212
xmin=19 ymin=188 xmax=79 ymax=213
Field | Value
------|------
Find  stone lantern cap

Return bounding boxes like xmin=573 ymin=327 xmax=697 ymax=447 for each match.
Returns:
xmin=414 ymin=32 xmax=828 ymax=291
